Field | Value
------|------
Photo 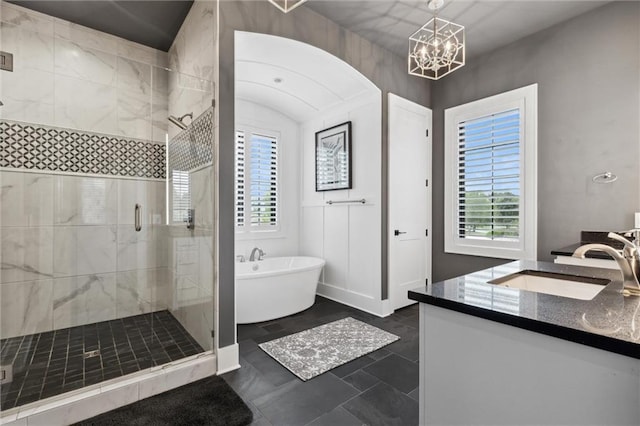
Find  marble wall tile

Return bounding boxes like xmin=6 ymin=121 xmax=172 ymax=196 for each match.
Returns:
xmin=172 ymin=289 xmax=213 ymax=351
xmin=53 ymin=17 xmax=118 ymax=55
xmin=0 ymin=172 xmax=54 ymax=227
xmin=54 ymin=74 xmax=118 ymax=135
xmin=156 ymin=225 xmax=170 ymax=269
xmin=168 ymin=71 xmax=214 ymax=135
xmin=1 ymin=22 xmax=55 ymax=73
xmin=53 ymin=175 xmax=118 ymax=225
xmin=117 ymin=57 xmax=151 ymax=100
xmin=190 ymin=166 xmax=214 ymax=228
xmin=117 ymin=38 xmax=169 ymax=68
xmin=1 ymin=279 xmax=53 ymax=339
xmin=168 ymin=0 xmax=215 ymax=82
xmin=54 ymin=38 xmax=117 ymax=86
xmin=197 ymin=234 xmax=214 ymax=296
xmin=53 ymin=226 xmax=117 ymax=277
xmin=0 ymin=1 xmax=54 ymax=35
xmin=116 ymin=225 xmax=159 ymax=272
xmin=1 ymin=67 xmax=54 ymax=105
xmin=116 ymin=94 xmax=152 ymax=141
xmin=0 ymin=226 xmax=53 ymax=283
xmin=116 ymin=179 xmax=165 ymax=226
xmin=151 ymin=66 xmax=169 ymax=143
xmin=52 ymin=273 xmax=116 ymax=329
xmin=115 ymin=267 xmax=169 ymax=318
xmin=0 ymin=99 xmax=55 ymax=125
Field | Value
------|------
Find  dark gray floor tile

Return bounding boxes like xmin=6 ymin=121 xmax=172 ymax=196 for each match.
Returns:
xmin=254 ymin=373 xmax=358 ymax=426
xmin=369 ymin=319 xmax=419 ymax=362
xmin=329 ymin=354 xmax=376 ymax=378
xmin=394 ymin=304 xmax=418 ymax=318
xmin=244 ymin=345 xmax=297 ymax=387
xmin=408 ymin=387 xmax=419 ymax=402
xmin=262 ymin=323 xmax=284 ymax=333
xmin=386 ymin=333 xmax=419 ymax=362
xmin=307 ymin=406 xmax=363 ymax=426
xmin=343 ymin=382 xmax=419 ymax=426
xmin=253 ymin=330 xmax=291 ymax=345
xmin=368 ymin=348 xmax=391 ymax=360
xmin=222 ymin=357 xmax=291 ymax=402
xmin=363 ymin=353 xmax=418 ymax=393
xmin=342 ymin=369 xmax=380 ymax=391
xmin=238 ymin=324 xmax=269 ymax=342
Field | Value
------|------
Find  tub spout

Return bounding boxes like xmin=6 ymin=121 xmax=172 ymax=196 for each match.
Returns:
xmin=249 ymin=247 xmax=265 ymax=261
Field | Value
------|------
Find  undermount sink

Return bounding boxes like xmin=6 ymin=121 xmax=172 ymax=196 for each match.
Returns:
xmin=488 ymin=270 xmax=610 ymax=300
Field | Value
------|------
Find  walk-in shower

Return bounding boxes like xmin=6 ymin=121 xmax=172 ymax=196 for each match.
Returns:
xmin=0 ymin=1 xmax=217 ymax=420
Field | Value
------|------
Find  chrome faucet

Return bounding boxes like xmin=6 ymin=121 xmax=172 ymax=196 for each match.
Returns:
xmin=573 ymin=232 xmax=640 ymax=293
xmin=249 ymin=247 xmax=265 ymax=261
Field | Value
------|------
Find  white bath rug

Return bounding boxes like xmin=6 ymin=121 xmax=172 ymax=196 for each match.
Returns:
xmin=258 ymin=317 xmax=400 ymax=381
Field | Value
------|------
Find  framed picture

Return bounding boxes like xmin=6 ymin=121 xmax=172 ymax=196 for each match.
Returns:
xmin=315 ymin=121 xmax=352 ymax=191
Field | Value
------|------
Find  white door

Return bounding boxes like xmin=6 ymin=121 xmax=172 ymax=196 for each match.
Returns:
xmin=388 ymin=93 xmax=432 ymax=310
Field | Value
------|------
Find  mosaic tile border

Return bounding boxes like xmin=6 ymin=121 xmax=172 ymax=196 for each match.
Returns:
xmin=169 ymin=107 xmax=214 ymax=176
xmin=0 ymin=121 xmax=166 ymax=179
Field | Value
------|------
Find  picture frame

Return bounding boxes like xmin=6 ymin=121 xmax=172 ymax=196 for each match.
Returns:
xmin=315 ymin=121 xmax=352 ymax=191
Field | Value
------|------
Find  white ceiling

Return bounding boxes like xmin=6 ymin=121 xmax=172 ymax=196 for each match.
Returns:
xmin=306 ymin=0 xmax=611 ymax=60
xmin=235 ymin=32 xmax=379 ymax=122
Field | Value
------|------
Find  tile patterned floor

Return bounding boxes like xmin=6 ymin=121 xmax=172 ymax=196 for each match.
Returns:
xmin=0 ymin=311 xmax=203 ymax=410
xmin=223 ymin=296 xmax=420 ymax=426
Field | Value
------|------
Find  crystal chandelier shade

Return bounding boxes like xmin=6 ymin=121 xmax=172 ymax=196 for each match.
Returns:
xmin=269 ymin=0 xmax=308 ymax=13
xmin=408 ymin=14 xmax=465 ymax=79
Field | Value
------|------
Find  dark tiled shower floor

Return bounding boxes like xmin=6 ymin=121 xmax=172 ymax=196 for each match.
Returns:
xmin=0 ymin=311 xmax=203 ymax=411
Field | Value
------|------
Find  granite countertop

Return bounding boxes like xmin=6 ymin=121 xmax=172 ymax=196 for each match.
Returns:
xmin=551 ymin=243 xmax=618 ymax=260
xmin=408 ymin=260 xmax=640 ymax=360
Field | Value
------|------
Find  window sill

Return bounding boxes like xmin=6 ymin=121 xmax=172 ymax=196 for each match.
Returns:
xmin=236 ymin=230 xmax=285 ymax=241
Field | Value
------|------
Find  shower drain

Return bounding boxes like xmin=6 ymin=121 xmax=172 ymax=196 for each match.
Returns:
xmin=83 ymin=350 xmax=101 ymax=359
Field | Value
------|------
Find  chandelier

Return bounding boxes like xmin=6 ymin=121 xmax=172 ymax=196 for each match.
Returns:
xmin=269 ymin=0 xmax=307 ymax=13
xmin=408 ymin=0 xmax=465 ymax=80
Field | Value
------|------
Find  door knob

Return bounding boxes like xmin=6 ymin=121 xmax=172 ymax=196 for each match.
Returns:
xmin=394 ymin=230 xmax=407 ymax=236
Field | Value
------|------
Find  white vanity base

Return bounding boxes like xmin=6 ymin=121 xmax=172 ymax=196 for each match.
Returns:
xmin=419 ymin=304 xmax=640 ymax=425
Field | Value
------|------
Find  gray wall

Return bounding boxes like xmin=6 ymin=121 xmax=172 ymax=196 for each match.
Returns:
xmin=217 ymin=1 xmax=431 ymax=347
xmin=431 ymin=1 xmax=640 ymax=282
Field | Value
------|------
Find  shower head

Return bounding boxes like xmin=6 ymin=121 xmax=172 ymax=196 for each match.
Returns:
xmin=168 ymin=112 xmax=193 ymax=130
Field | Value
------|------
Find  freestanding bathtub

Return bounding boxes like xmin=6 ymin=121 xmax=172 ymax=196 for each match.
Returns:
xmin=236 ymin=256 xmax=326 ymax=324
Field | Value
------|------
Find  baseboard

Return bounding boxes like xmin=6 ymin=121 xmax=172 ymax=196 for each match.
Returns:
xmin=216 ymin=343 xmax=240 ymax=374
xmin=317 ymin=283 xmax=393 ymax=317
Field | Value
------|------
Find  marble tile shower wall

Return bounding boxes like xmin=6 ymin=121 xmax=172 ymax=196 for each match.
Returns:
xmin=0 ymin=2 xmax=172 ymax=339
xmin=166 ymin=0 xmax=217 ymax=351
xmin=0 ymin=2 xmax=170 ymax=141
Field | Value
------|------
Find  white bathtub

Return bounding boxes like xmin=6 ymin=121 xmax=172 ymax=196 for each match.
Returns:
xmin=235 ymin=256 xmax=326 ymax=324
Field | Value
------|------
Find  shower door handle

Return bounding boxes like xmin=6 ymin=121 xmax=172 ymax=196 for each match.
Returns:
xmin=135 ymin=204 xmax=142 ymax=232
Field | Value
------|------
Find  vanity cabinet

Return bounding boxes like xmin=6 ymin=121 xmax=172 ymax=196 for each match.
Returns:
xmin=409 ymin=260 xmax=640 ymax=425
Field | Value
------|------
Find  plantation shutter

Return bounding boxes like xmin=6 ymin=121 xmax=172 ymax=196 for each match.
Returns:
xmin=457 ymin=108 xmax=521 ymax=241
xmin=249 ymin=133 xmax=277 ymax=227
xmin=172 ymin=170 xmax=190 ymax=223
xmin=235 ymin=131 xmax=246 ymax=227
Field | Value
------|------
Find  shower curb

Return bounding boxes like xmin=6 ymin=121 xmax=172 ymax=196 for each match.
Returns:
xmin=0 ymin=353 xmax=216 ymax=426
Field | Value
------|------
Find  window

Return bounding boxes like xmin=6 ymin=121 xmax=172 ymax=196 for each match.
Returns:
xmin=235 ymin=128 xmax=278 ymax=232
xmin=444 ymin=84 xmax=537 ymax=260
xmin=172 ymin=170 xmax=190 ymax=224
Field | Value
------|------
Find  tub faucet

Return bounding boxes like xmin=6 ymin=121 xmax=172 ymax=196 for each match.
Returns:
xmin=573 ymin=232 xmax=640 ymax=293
xmin=249 ymin=247 xmax=265 ymax=261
